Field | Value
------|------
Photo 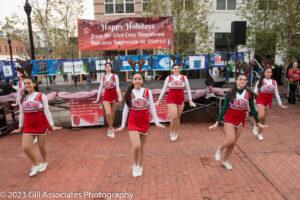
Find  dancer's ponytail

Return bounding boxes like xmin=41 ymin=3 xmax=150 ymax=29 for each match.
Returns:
xmin=124 ymin=83 xmax=134 ymax=107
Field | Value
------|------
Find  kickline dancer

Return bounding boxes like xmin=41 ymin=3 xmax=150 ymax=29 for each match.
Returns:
xmin=155 ymin=62 xmax=196 ymax=142
xmin=93 ymin=60 xmax=122 ymax=138
xmin=12 ymin=69 xmax=24 ymax=107
xmin=11 ymin=64 xmax=61 ymax=177
xmin=115 ymin=69 xmax=165 ymax=177
xmin=253 ymin=62 xmax=287 ymax=141
xmin=209 ymin=73 xmax=267 ymax=170
xmin=10 ymin=68 xmax=25 ymax=136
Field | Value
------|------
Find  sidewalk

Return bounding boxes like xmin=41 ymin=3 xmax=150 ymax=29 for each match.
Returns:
xmin=0 ymin=104 xmax=299 ymax=200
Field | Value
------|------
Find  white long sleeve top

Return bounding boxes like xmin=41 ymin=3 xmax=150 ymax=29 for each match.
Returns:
xmin=16 ymin=80 xmax=24 ymax=105
xmin=121 ymin=88 xmax=160 ymax=128
xmin=158 ymin=74 xmax=192 ymax=101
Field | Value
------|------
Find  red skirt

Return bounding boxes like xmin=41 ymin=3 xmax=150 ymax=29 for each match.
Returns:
xmin=256 ymin=92 xmax=273 ymax=108
xmin=23 ymin=111 xmax=51 ymax=135
xmin=224 ymin=108 xmax=247 ymax=127
xmin=128 ymin=109 xmax=150 ymax=135
xmin=103 ymin=88 xmax=118 ymax=103
xmin=166 ymin=89 xmax=185 ymax=105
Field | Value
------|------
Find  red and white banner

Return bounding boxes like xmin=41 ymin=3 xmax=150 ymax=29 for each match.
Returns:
xmin=151 ymin=95 xmax=169 ymax=123
xmin=78 ymin=17 xmax=174 ymax=51
xmin=69 ymin=98 xmax=104 ymax=127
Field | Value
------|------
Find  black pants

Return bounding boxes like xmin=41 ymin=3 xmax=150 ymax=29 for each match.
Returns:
xmin=289 ymin=84 xmax=297 ymax=103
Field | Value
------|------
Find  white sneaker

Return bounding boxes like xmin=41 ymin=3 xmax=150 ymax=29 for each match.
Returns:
xmin=38 ymin=162 xmax=47 ymax=172
xmin=29 ymin=165 xmax=41 ymax=177
xmin=33 ymin=136 xmax=38 ymax=144
xmin=110 ymin=129 xmax=115 ymax=138
xmin=222 ymin=161 xmax=233 ymax=170
xmin=170 ymin=133 xmax=176 ymax=142
xmin=107 ymin=129 xmax=112 ymax=137
xmin=215 ymin=147 xmax=222 ymax=161
xmin=173 ymin=133 xmax=178 ymax=141
xmin=132 ymin=164 xmax=139 ymax=177
xmin=252 ymin=125 xmax=258 ymax=136
xmin=138 ymin=166 xmax=143 ymax=176
xmin=257 ymin=133 xmax=264 ymax=141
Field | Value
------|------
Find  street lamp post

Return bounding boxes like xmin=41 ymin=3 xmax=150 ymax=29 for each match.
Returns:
xmin=2 ymin=23 xmax=14 ymax=77
xmin=24 ymin=0 xmax=35 ymax=60
xmin=7 ymin=39 xmax=13 ymax=67
xmin=2 ymin=23 xmax=15 ymax=121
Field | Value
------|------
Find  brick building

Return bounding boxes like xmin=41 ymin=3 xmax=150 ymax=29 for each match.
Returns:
xmin=94 ymin=0 xmax=148 ymax=21
xmin=0 ymin=37 xmax=26 ymax=60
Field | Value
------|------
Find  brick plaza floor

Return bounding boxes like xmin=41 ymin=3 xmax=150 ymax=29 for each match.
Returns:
xmin=0 ymin=104 xmax=299 ymax=200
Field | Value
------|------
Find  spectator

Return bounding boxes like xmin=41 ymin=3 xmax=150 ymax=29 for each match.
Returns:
xmin=287 ymin=60 xmax=300 ymax=104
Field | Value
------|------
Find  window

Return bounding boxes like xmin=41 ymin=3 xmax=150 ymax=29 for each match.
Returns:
xmin=216 ymin=0 xmax=236 ymax=10
xmin=143 ymin=0 xmax=150 ymax=12
xmin=217 ymin=0 xmax=226 ymax=10
xmin=115 ymin=0 xmax=124 ymax=13
xmin=227 ymin=0 xmax=236 ymax=10
xmin=105 ymin=0 xmax=135 ymax=14
xmin=105 ymin=0 xmax=114 ymax=14
xmin=125 ymin=0 xmax=134 ymax=13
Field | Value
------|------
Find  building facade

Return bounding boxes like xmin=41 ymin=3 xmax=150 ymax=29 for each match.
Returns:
xmin=208 ymin=0 xmax=243 ymax=51
xmin=0 ymin=37 xmax=26 ymax=60
xmin=94 ymin=0 xmax=148 ymax=21
xmin=93 ymin=0 xmax=245 ymax=53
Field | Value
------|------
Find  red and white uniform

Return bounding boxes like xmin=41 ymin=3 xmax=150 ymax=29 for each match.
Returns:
xmin=158 ymin=75 xmax=192 ymax=105
xmin=19 ymin=92 xmax=54 ymax=135
xmin=121 ymin=88 xmax=159 ymax=135
xmin=16 ymin=80 xmax=25 ymax=105
xmin=254 ymin=78 xmax=282 ymax=108
xmin=288 ymin=68 xmax=300 ymax=81
xmin=96 ymin=73 xmax=122 ymax=103
xmin=224 ymin=90 xmax=250 ymax=127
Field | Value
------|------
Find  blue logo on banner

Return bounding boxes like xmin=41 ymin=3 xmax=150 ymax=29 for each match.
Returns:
xmin=152 ymin=55 xmax=173 ymax=71
xmin=37 ymin=61 xmax=48 ymax=75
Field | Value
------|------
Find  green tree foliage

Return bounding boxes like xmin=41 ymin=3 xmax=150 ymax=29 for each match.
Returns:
xmin=146 ymin=0 xmax=214 ymax=54
xmin=239 ymin=0 xmax=300 ymax=64
xmin=31 ymin=0 xmax=84 ymax=59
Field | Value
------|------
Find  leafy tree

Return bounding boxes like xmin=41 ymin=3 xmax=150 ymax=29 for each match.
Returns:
xmin=239 ymin=0 xmax=300 ymax=65
xmin=146 ymin=0 xmax=214 ymax=55
xmin=31 ymin=0 xmax=84 ymax=58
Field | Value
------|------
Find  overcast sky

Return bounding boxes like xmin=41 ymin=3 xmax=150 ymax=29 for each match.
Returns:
xmin=0 ymin=0 xmax=94 ymax=26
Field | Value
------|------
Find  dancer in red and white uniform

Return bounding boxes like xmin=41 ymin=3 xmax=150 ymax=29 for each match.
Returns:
xmin=115 ymin=73 xmax=165 ymax=177
xmin=93 ymin=63 xmax=122 ymax=138
xmin=155 ymin=65 xmax=196 ymax=141
xmin=10 ymin=73 xmax=25 ymax=136
xmin=11 ymin=76 xmax=61 ymax=177
xmin=12 ymin=72 xmax=25 ymax=107
xmin=209 ymin=74 xmax=267 ymax=170
xmin=253 ymin=66 xmax=287 ymax=141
